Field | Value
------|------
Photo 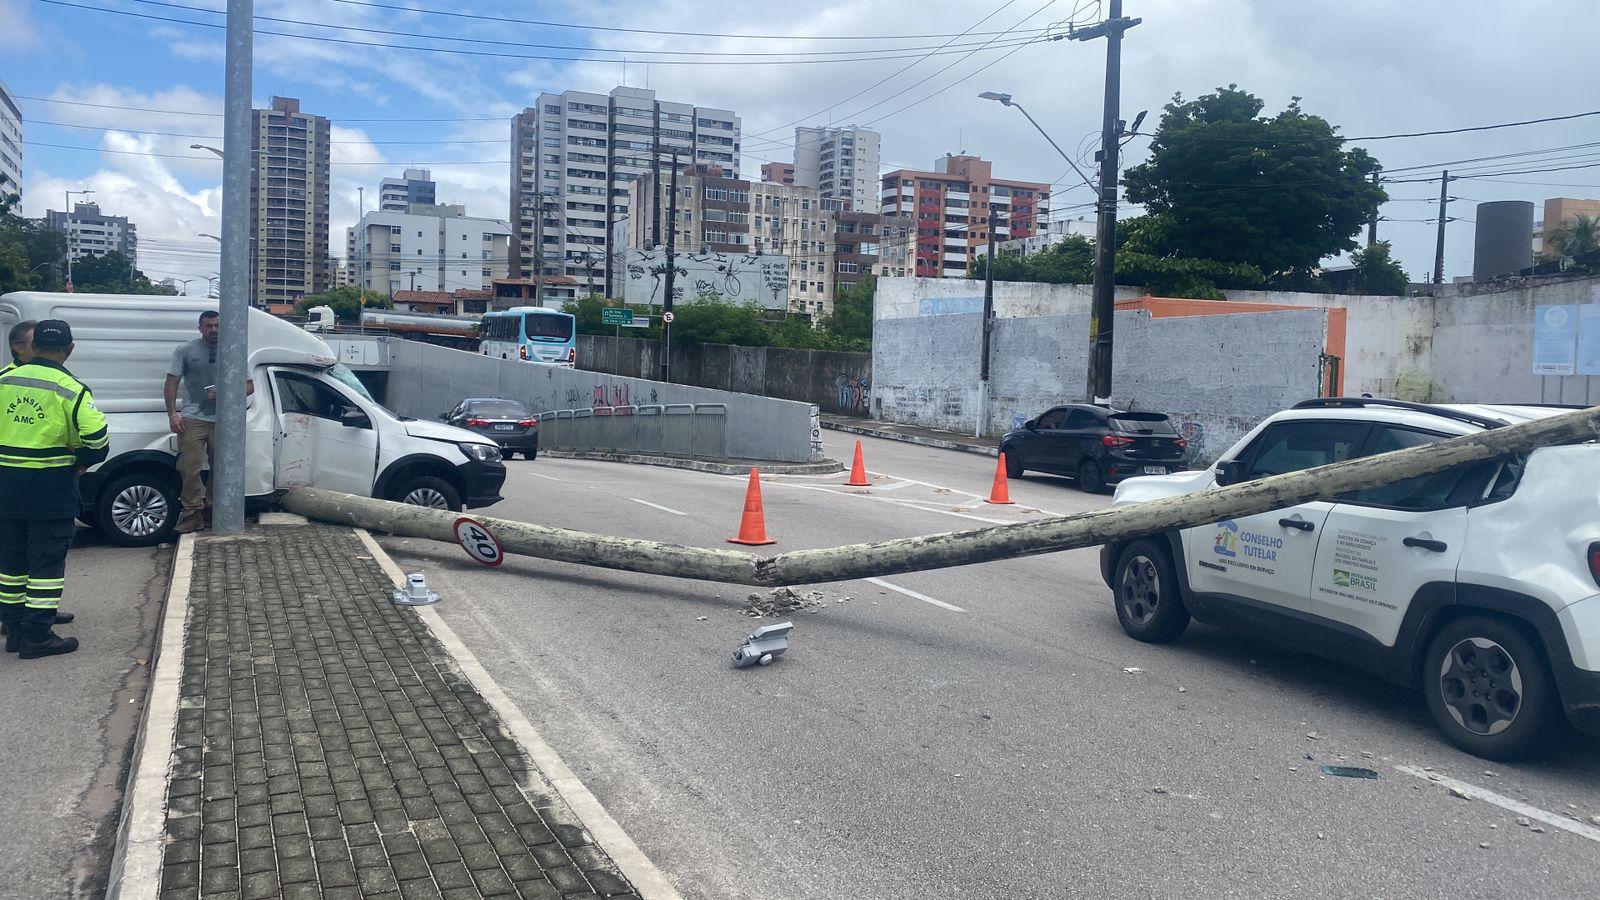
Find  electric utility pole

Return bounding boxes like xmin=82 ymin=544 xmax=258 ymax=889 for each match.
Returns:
xmin=1433 ymin=170 xmax=1454 ymax=284
xmin=1074 ymin=0 xmax=1139 ymax=403
xmin=1366 ymin=170 xmax=1379 ymax=248
xmin=213 ymin=0 xmax=252 ymax=534
xmin=661 ymin=147 xmax=680 ymax=383
xmin=977 ymin=211 xmax=1001 ymax=438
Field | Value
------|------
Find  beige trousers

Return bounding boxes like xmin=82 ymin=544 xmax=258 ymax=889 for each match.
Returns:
xmin=176 ymin=418 xmax=215 ymax=522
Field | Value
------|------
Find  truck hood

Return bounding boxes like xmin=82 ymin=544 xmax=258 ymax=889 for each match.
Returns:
xmin=403 ymin=418 xmax=494 ymax=446
xmin=1112 ymin=468 xmax=1215 ymax=505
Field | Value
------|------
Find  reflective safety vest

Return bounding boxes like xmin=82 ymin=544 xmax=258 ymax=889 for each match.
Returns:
xmin=0 ymin=362 xmax=110 ymax=470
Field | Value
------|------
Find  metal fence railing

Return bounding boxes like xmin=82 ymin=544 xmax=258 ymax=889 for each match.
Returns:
xmin=536 ymin=404 xmax=729 ymax=459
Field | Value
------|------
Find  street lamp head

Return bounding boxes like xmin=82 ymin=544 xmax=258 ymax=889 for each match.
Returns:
xmin=978 ymin=91 xmax=1013 ymax=106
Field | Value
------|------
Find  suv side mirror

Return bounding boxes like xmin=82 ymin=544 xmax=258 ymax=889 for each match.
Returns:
xmin=1215 ymin=460 xmax=1246 ymax=487
xmin=1024 ymin=419 xmax=1038 ymax=431
xmin=341 ymin=407 xmax=371 ymax=429
xmin=438 ymin=413 xmax=450 ymax=421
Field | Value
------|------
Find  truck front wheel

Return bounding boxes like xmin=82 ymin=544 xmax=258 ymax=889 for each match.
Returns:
xmin=95 ymin=470 xmax=180 ymax=547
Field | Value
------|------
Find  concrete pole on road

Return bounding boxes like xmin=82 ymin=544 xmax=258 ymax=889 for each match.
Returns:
xmin=213 ymin=0 xmax=252 ymax=535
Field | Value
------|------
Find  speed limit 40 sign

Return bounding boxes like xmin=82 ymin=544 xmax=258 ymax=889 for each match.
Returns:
xmin=453 ymin=517 xmax=505 ymax=567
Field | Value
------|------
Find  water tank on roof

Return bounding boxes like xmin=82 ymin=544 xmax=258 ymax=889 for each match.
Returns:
xmin=1473 ymin=200 xmax=1535 ymax=281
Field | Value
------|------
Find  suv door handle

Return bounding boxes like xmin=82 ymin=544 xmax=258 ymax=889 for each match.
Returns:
xmin=1279 ymin=518 xmax=1315 ymax=532
xmin=1404 ymin=536 xmax=1449 ymax=552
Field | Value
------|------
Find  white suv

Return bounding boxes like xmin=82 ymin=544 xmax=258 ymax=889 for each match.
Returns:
xmin=1099 ymin=398 xmax=1600 ymax=760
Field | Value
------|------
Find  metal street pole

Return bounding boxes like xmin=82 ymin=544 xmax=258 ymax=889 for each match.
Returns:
xmin=213 ymin=0 xmax=252 ymax=534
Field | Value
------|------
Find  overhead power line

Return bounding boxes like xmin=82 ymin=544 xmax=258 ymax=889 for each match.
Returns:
xmin=21 ymin=118 xmax=503 ymax=144
xmin=320 ymin=0 xmax=1066 ymax=41
xmin=16 ymin=93 xmax=506 ymax=122
xmin=23 ymin=140 xmax=509 ymax=165
xmin=36 ymin=0 xmax=1058 ymax=66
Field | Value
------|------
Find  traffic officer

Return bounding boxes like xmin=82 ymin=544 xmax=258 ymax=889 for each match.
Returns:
xmin=0 ymin=320 xmax=109 ymax=658
xmin=1 ymin=320 xmax=33 ymax=375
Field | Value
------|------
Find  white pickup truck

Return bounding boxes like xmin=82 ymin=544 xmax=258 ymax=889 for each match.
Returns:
xmin=0 ymin=292 xmax=506 ymax=547
xmin=1100 ymin=398 xmax=1600 ymax=759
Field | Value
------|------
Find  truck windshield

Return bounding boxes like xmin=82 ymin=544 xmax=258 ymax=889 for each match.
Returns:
xmin=328 ymin=364 xmax=376 ymax=402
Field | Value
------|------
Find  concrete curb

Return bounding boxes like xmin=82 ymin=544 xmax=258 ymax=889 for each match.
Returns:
xmin=354 ymin=529 xmax=685 ymax=900
xmin=105 ymin=534 xmax=195 ymax=900
xmin=542 ymin=449 xmax=844 ymax=476
xmin=821 ymin=419 xmax=999 ymax=458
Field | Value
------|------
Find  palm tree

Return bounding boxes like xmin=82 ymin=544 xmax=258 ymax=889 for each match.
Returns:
xmin=1547 ymin=213 xmax=1600 ymax=258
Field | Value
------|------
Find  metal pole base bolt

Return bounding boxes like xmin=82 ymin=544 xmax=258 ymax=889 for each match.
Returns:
xmin=392 ymin=572 xmax=441 ymax=606
xmin=732 ymin=622 xmax=793 ymax=668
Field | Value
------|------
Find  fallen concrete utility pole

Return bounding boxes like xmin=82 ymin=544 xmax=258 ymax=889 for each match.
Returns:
xmin=284 ymin=405 xmax=1600 ymax=587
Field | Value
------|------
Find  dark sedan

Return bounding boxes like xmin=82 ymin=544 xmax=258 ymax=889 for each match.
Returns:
xmin=999 ymin=404 xmax=1187 ymax=492
xmin=443 ymin=398 xmax=539 ymax=459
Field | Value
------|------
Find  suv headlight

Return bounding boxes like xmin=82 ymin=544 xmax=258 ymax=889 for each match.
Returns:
xmin=459 ymin=442 xmax=502 ymax=463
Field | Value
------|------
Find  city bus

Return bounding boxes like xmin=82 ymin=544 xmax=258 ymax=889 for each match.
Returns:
xmin=478 ymin=307 xmax=577 ymax=367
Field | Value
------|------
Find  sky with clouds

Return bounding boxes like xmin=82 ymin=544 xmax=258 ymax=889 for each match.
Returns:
xmin=6 ymin=0 xmax=1600 ymax=292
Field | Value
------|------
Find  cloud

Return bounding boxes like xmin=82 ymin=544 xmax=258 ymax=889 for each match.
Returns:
xmin=0 ymin=0 xmax=45 ymax=51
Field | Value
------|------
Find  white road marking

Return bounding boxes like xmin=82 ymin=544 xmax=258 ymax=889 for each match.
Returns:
xmin=522 ymin=470 xmax=562 ymax=482
xmin=865 ymin=577 xmax=967 ymax=612
xmin=628 ymin=498 xmax=687 ymax=516
xmin=1393 ymin=765 xmax=1600 ymax=843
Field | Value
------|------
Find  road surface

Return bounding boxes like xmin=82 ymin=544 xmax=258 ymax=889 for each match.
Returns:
xmin=383 ymin=430 xmax=1600 ymax=900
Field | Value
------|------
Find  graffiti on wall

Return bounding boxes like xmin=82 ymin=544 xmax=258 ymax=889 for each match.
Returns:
xmin=833 ymin=373 xmax=870 ymax=412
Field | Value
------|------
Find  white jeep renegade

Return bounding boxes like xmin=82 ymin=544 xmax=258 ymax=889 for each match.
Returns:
xmin=1100 ymin=398 xmax=1600 ymax=760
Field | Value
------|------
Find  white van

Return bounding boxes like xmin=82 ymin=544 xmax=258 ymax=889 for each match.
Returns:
xmin=0 ymin=292 xmax=507 ymax=547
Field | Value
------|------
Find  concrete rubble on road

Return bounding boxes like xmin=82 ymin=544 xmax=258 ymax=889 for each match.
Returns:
xmin=743 ymin=587 xmax=828 ymax=618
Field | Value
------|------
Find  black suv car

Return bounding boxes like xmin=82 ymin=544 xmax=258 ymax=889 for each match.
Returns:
xmin=999 ymin=405 xmax=1188 ymax=492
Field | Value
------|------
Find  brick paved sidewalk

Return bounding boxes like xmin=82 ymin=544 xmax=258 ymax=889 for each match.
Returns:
xmin=157 ymin=525 xmax=639 ymax=900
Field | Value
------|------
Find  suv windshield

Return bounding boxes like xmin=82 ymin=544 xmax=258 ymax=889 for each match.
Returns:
xmin=466 ymin=399 xmax=529 ymax=418
xmin=1109 ymin=413 xmax=1176 ymax=435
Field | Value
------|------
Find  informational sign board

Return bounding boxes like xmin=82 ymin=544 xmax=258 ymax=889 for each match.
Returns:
xmin=453 ymin=517 xmax=504 ymax=567
xmin=624 ymin=316 xmax=650 ymax=329
xmin=600 ymin=307 xmax=633 ymax=326
xmin=1532 ymin=304 xmax=1578 ymax=376
xmin=1577 ymin=305 xmax=1600 ymax=376
xmin=619 ymin=248 xmax=789 ymax=310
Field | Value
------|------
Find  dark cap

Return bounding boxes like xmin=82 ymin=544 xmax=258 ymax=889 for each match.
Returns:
xmin=33 ymin=320 xmax=73 ymax=348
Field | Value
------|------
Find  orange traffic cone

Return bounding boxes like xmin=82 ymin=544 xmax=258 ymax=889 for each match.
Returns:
xmin=727 ymin=468 xmax=777 ymax=545
xmin=985 ymin=453 xmax=1015 ymax=505
xmin=846 ymin=440 xmax=871 ymax=486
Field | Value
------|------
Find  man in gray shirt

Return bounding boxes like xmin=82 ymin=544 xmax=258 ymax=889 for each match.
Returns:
xmin=164 ymin=310 xmax=252 ymax=533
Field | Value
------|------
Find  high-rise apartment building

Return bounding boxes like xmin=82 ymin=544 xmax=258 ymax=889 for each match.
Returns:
xmin=45 ymin=202 xmax=138 ymax=269
xmin=880 ymin=154 xmax=1050 ymax=278
xmin=345 ymin=203 xmax=512 ymax=295
xmin=627 ymin=162 xmax=906 ymax=315
xmin=0 ymin=78 xmax=20 ymax=201
xmin=793 ymin=125 xmax=880 ymax=213
xmin=379 ymin=168 xmax=436 ymax=211
xmin=250 ymin=96 xmax=331 ymax=313
xmin=509 ymin=86 xmax=740 ymax=297
xmin=759 ymin=162 xmax=795 ymax=185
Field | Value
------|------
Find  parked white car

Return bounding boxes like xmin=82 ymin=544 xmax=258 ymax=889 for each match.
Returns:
xmin=0 ymin=292 xmax=507 ymax=547
xmin=1100 ymin=398 xmax=1600 ymax=759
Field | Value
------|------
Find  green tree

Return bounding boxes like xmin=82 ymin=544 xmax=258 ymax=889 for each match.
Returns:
xmin=818 ymin=274 xmax=875 ymax=348
xmin=1547 ymin=214 xmax=1600 ymax=259
xmin=670 ymin=294 xmax=770 ymax=346
xmin=0 ymin=194 xmax=68 ymax=293
xmin=1349 ymin=240 xmax=1410 ymax=296
xmin=970 ymin=236 xmax=1095 ymax=285
xmin=1122 ymin=85 xmax=1386 ymax=285
xmin=68 ymin=251 xmax=178 ymax=294
xmin=293 ymin=285 xmax=392 ymax=322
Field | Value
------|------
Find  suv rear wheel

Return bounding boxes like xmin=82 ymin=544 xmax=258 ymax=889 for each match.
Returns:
xmin=1077 ymin=459 xmax=1106 ymax=494
xmin=1421 ymin=614 xmax=1562 ymax=760
xmin=1113 ymin=540 xmax=1190 ymax=643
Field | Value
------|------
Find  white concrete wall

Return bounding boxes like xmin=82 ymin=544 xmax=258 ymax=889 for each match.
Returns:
xmin=1429 ymin=278 xmax=1600 ymax=405
xmin=384 ymin=340 xmax=822 ymax=462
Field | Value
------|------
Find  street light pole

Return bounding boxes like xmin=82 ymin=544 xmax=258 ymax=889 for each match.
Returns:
xmin=213 ymin=0 xmax=253 ymax=535
xmin=63 ymin=189 xmax=94 ymax=290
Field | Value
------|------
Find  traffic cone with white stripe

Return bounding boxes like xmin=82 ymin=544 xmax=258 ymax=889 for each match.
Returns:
xmin=727 ymin=468 xmax=777 ymax=545
xmin=846 ymin=440 xmax=870 ymax=486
